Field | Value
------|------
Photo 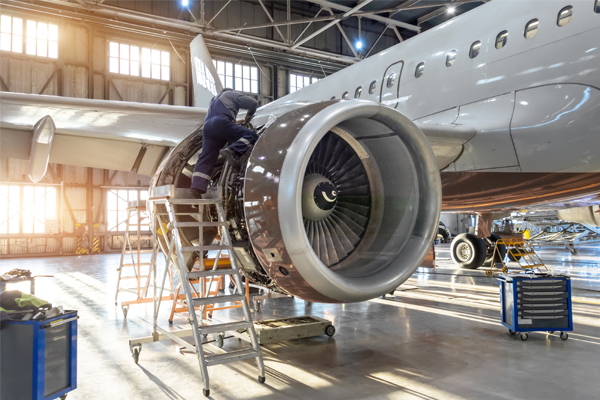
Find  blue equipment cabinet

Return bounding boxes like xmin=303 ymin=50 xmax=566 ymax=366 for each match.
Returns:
xmin=498 ymin=274 xmax=572 ymax=341
xmin=0 ymin=311 xmax=78 ymax=399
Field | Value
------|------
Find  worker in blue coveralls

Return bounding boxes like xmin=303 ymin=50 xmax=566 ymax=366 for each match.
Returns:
xmin=190 ymin=88 xmax=258 ymax=198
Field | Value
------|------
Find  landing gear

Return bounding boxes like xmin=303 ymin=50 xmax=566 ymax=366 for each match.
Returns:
xmin=451 ymin=233 xmax=486 ymax=269
xmin=482 ymin=233 xmax=506 ymax=268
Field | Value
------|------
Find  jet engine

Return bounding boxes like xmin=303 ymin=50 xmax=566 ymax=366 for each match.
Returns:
xmin=150 ymin=99 xmax=441 ymax=303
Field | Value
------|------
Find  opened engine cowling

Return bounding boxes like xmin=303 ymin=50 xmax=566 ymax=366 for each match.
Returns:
xmin=244 ymin=100 xmax=441 ymax=303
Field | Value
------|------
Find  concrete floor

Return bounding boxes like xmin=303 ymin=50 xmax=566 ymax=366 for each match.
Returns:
xmin=3 ymin=244 xmax=600 ymax=400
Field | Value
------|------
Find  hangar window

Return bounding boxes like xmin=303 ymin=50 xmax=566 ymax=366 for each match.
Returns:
xmin=109 ymin=42 xmax=170 ymax=81
xmin=289 ymin=73 xmax=318 ymax=93
xmin=596 ymin=0 xmax=600 ymax=13
xmin=495 ymin=30 xmax=508 ymax=49
xmin=469 ymin=41 xmax=481 ymax=58
xmin=369 ymin=80 xmax=377 ymax=95
xmin=107 ymin=189 xmax=148 ymax=232
xmin=446 ymin=50 xmax=457 ymax=67
xmin=1 ymin=16 xmax=58 ymax=58
xmin=0 ymin=15 xmax=23 ymax=54
xmin=386 ymin=73 xmax=396 ymax=87
xmin=525 ymin=19 xmax=539 ymax=39
xmin=415 ymin=63 xmax=425 ymax=78
xmin=557 ymin=6 xmax=573 ymax=26
xmin=342 ymin=91 xmax=349 ymax=99
xmin=213 ymin=60 xmax=259 ymax=94
xmin=0 ymin=185 xmax=57 ymax=235
xmin=354 ymin=86 xmax=362 ymax=98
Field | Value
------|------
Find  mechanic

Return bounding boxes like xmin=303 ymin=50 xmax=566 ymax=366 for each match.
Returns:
xmin=190 ymin=88 xmax=258 ymax=198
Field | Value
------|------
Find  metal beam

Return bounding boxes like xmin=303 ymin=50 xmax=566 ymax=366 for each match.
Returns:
xmin=214 ymin=15 xmax=335 ymax=33
xmin=365 ymin=24 xmax=388 ymax=58
xmin=292 ymin=7 xmax=324 ymax=46
xmin=207 ymin=0 xmax=232 ymax=26
xmin=24 ymin=0 xmax=359 ymax=64
xmin=291 ymin=0 xmax=373 ymax=50
xmin=325 ymin=8 xmax=357 ymax=58
xmin=302 ymin=0 xmax=421 ymax=32
xmin=257 ymin=0 xmax=287 ymax=43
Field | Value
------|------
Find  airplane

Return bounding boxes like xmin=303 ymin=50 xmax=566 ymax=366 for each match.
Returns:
xmin=1 ymin=0 xmax=599 ymax=303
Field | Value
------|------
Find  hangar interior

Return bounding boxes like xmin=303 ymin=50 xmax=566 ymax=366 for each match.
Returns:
xmin=1 ymin=0 xmax=600 ymax=399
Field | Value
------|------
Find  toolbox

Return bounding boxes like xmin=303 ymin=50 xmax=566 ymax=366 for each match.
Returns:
xmin=498 ymin=274 xmax=572 ymax=341
xmin=0 ymin=311 xmax=78 ymax=399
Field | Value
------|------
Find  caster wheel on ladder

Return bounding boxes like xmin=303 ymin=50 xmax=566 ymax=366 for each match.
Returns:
xmin=258 ymin=376 xmax=266 ymax=384
xmin=215 ymin=333 xmax=224 ymax=348
xmin=132 ymin=348 xmax=140 ymax=364
xmin=560 ymin=332 xmax=568 ymax=340
xmin=203 ymin=389 xmax=210 ymax=397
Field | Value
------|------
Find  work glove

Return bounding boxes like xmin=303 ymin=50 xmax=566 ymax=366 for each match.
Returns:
xmin=243 ymin=114 xmax=254 ymax=129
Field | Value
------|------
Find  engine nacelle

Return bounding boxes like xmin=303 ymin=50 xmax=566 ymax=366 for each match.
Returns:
xmin=244 ymin=100 xmax=441 ymax=302
xmin=149 ymin=99 xmax=441 ymax=303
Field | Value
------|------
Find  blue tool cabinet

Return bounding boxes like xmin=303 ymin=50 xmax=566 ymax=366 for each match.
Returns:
xmin=0 ymin=311 xmax=78 ymax=399
xmin=498 ymin=274 xmax=572 ymax=341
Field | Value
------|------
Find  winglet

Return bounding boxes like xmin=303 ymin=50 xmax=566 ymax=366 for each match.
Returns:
xmin=29 ymin=115 xmax=55 ymax=183
xmin=190 ymin=34 xmax=223 ymax=108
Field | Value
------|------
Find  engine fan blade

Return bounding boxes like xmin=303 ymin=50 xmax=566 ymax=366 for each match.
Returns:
xmin=321 ymin=221 xmax=339 ymax=265
xmin=324 ymin=218 xmax=348 ymax=261
xmin=327 ymin=215 xmax=356 ymax=253
xmin=335 ymin=206 xmax=369 ymax=227
xmin=332 ymin=210 xmax=365 ymax=237
xmin=316 ymin=221 xmax=330 ymax=266
xmin=338 ymin=184 xmax=370 ymax=196
xmin=330 ymin=214 xmax=361 ymax=246
xmin=337 ymin=201 xmax=370 ymax=217
xmin=337 ymin=175 xmax=370 ymax=191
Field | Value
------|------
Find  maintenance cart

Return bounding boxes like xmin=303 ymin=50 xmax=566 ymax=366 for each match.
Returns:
xmin=498 ymin=273 xmax=572 ymax=341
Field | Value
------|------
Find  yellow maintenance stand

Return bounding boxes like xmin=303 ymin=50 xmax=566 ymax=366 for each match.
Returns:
xmin=486 ymin=238 xmax=549 ymax=276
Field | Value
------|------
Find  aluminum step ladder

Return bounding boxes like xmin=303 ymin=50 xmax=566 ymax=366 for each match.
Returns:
xmin=147 ymin=191 xmax=265 ymax=397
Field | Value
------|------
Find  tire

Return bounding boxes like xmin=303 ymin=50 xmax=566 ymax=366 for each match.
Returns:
xmin=508 ymin=249 xmax=521 ymax=262
xmin=451 ymin=233 xmax=486 ymax=269
xmin=482 ymin=233 xmax=506 ymax=267
xmin=520 ymin=333 xmax=528 ymax=341
xmin=560 ymin=332 xmax=568 ymax=340
xmin=325 ymin=325 xmax=336 ymax=337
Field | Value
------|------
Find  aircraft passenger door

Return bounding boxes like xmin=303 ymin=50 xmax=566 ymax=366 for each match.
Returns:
xmin=379 ymin=61 xmax=404 ymax=109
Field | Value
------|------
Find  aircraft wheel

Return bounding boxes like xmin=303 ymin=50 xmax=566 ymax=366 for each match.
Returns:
xmin=451 ymin=233 xmax=486 ymax=269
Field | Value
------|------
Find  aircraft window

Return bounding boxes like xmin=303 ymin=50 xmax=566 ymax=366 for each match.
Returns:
xmin=596 ymin=0 xmax=600 ymax=13
xmin=369 ymin=80 xmax=377 ymax=95
xmin=557 ymin=6 xmax=573 ymax=26
xmin=354 ymin=86 xmax=362 ymax=98
xmin=446 ymin=50 xmax=457 ymax=67
xmin=469 ymin=41 xmax=481 ymax=58
xmin=415 ymin=62 xmax=425 ymax=78
xmin=495 ymin=30 xmax=508 ymax=49
xmin=331 ymin=96 xmax=336 ymax=100
xmin=342 ymin=91 xmax=349 ymax=99
xmin=386 ymin=73 xmax=396 ymax=88
xmin=524 ymin=19 xmax=539 ymax=39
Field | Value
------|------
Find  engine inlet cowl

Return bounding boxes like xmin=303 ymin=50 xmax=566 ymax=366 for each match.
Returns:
xmin=244 ymin=100 xmax=441 ymax=303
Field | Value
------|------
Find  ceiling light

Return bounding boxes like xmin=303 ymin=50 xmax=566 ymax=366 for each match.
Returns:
xmin=182 ymin=0 xmax=189 ymax=7
xmin=356 ymin=41 xmax=363 ymax=50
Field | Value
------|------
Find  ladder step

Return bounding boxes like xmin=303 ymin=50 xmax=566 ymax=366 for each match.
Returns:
xmin=122 ymin=263 xmax=152 ymax=267
xmin=169 ymin=199 xmax=221 ymax=205
xmin=192 ymin=294 xmax=244 ymax=306
xmin=182 ymin=245 xmax=232 ymax=252
xmin=124 ymin=250 xmax=154 ymax=254
xmin=198 ymin=321 xmax=251 ymax=335
xmin=175 ymin=221 xmax=227 ymax=228
xmin=205 ymin=348 xmax=260 ymax=367
xmin=120 ymin=276 xmax=150 ymax=280
xmin=187 ymin=269 xmax=239 ymax=279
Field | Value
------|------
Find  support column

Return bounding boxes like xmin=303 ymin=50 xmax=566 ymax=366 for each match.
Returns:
xmin=476 ymin=213 xmax=493 ymax=239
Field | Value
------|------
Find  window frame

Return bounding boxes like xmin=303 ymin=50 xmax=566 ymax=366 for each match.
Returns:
xmin=495 ymin=30 xmax=508 ymax=49
xmin=415 ymin=63 xmax=425 ymax=78
xmin=557 ymin=6 xmax=573 ymax=27
xmin=108 ymin=40 xmax=171 ymax=81
xmin=354 ymin=86 xmax=362 ymax=98
xmin=0 ymin=14 xmax=58 ymax=59
xmin=445 ymin=50 xmax=457 ymax=67
xmin=469 ymin=41 xmax=482 ymax=59
xmin=0 ymin=184 xmax=59 ymax=235
xmin=524 ymin=19 xmax=539 ymax=39
xmin=289 ymin=72 xmax=318 ymax=94
xmin=386 ymin=73 xmax=396 ymax=87
xmin=105 ymin=188 xmax=149 ymax=233
xmin=368 ymin=80 xmax=377 ymax=95
xmin=595 ymin=0 xmax=600 ymax=13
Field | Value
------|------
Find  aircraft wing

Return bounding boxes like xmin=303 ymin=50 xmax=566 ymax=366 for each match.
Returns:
xmin=0 ymin=92 xmax=207 ymax=178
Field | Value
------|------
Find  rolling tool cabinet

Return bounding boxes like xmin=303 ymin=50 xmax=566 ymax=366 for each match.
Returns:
xmin=498 ymin=274 xmax=572 ymax=341
xmin=0 ymin=311 xmax=78 ymax=399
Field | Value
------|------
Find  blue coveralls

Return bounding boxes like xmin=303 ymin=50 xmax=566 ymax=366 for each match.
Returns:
xmin=191 ymin=91 xmax=258 ymax=192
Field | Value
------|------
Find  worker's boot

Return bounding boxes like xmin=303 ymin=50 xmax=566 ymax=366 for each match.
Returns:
xmin=219 ymin=148 xmax=242 ymax=168
xmin=190 ymin=188 xmax=206 ymax=199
